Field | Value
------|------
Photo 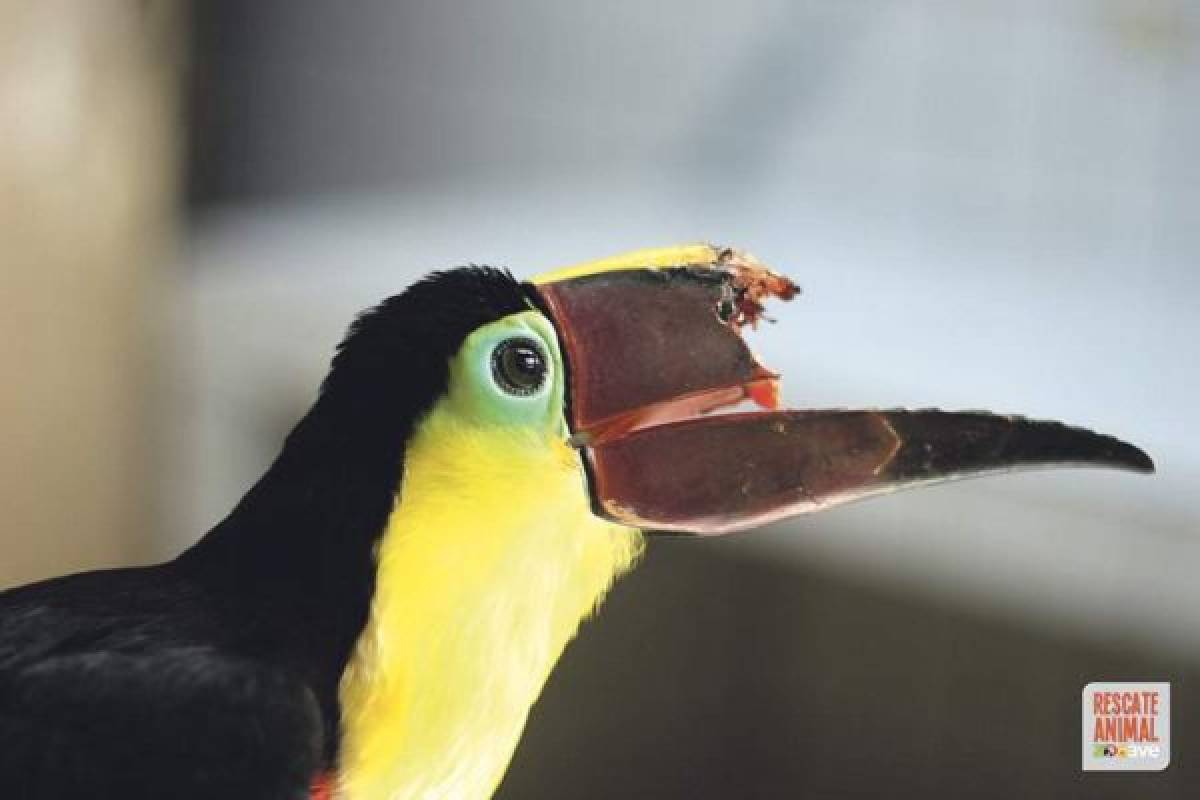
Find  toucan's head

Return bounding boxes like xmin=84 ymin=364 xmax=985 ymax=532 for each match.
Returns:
xmin=318 ymin=245 xmax=1152 ymax=800
xmin=316 ymin=243 xmax=1152 ymax=538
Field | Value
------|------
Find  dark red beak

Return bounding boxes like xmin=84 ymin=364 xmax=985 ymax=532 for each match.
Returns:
xmin=530 ymin=249 xmax=1154 ymax=534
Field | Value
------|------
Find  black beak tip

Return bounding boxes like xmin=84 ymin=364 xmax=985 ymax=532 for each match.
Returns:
xmin=1015 ymin=416 xmax=1156 ymax=475
xmin=1045 ymin=418 xmax=1155 ymax=474
xmin=1112 ymin=439 xmax=1155 ymax=474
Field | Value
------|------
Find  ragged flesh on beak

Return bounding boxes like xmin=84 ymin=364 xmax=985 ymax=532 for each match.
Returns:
xmin=529 ymin=245 xmax=1154 ymax=534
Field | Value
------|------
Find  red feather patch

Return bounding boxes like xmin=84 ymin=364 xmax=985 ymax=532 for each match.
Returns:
xmin=310 ymin=772 xmax=335 ymax=800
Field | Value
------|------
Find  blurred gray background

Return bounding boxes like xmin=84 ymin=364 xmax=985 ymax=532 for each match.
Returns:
xmin=3 ymin=1 xmax=1198 ymax=797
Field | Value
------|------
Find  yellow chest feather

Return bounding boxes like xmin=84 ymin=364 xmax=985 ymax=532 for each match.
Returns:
xmin=336 ymin=411 xmax=642 ymax=800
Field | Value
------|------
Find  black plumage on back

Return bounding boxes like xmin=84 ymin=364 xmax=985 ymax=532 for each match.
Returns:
xmin=0 ymin=268 xmax=529 ymax=799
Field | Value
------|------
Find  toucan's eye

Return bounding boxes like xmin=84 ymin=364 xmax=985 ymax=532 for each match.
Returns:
xmin=491 ymin=337 xmax=547 ymax=396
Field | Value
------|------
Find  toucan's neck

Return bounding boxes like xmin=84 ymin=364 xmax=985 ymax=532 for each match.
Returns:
xmin=177 ymin=394 xmax=411 ymax=758
xmin=182 ymin=393 xmax=406 ymax=589
xmin=335 ymin=406 xmax=643 ymax=800
xmin=184 ymin=394 xmax=407 ymax=564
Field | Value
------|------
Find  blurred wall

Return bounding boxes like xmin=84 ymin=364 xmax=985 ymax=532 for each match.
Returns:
xmin=498 ymin=540 xmax=1198 ymax=800
xmin=0 ymin=2 xmax=181 ymax=587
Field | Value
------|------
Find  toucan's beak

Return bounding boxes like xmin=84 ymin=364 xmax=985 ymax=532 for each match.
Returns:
xmin=529 ymin=246 xmax=1154 ymax=534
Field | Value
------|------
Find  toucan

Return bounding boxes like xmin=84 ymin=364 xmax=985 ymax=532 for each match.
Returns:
xmin=0 ymin=245 xmax=1152 ymax=799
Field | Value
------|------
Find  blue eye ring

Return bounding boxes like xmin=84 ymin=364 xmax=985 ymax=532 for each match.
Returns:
xmin=490 ymin=336 xmax=548 ymax=397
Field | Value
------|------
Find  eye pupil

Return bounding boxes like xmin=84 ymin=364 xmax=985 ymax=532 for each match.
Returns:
xmin=492 ymin=337 xmax=547 ymax=396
